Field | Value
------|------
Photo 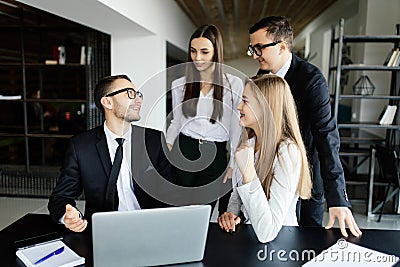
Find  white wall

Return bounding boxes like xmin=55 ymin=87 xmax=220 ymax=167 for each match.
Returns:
xmin=111 ymin=35 xmax=167 ymax=129
xmin=357 ymin=0 xmax=400 ymax=126
xmin=17 ymin=0 xmax=195 ymax=51
xmin=17 ymin=0 xmax=195 ymax=130
xmin=97 ymin=0 xmax=194 ymax=51
xmin=295 ymin=0 xmax=359 ymax=74
xmin=17 ymin=0 xmax=150 ymax=36
xmin=225 ymin=57 xmax=259 ymax=77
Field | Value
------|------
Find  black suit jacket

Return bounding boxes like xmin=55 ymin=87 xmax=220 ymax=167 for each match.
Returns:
xmin=48 ymin=125 xmax=173 ymax=223
xmin=259 ymin=54 xmax=349 ymax=208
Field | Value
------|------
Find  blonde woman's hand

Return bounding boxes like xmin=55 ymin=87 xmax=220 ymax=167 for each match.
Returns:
xmin=234 ymin=144 xmax=256 ymax=184
xmin=218 ymin=212 xmax=241 ymax=232
xmin=223 ymin=167 xmax=233 ymax=183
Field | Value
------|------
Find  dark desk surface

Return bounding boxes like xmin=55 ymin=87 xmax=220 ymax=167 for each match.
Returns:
xmin=1 ymin=213 xmax=399 ymax=267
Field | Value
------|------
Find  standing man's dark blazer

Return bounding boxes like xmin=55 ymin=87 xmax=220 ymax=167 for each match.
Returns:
xmin=259 ymin=54 xmax=350 ymax=224
xmin=48 ymin=125 xmax=172 ymax=223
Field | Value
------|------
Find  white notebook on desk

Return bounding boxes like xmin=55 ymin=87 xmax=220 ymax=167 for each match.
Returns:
xmin=16 ymin=240 xmax=85 ymax=267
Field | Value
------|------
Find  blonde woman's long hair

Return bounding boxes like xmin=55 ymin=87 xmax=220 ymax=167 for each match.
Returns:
xmin=239 ymin=74 xmax=312 ymax=199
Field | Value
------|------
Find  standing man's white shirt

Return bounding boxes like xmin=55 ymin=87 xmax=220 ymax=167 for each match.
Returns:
xmin=274 ymin=53 xmax=292 ymax=78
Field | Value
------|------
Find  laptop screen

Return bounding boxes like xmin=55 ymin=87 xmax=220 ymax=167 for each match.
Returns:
xmin=92 ymin=205 xmax=211 ymax=267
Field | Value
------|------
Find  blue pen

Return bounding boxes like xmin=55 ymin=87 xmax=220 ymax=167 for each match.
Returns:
xmin=34 ymin=246 xmax=64 ymax=265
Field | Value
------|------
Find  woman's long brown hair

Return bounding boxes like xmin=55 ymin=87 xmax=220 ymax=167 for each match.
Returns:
xmin=182 ymin=24 xmax=224 ymax=124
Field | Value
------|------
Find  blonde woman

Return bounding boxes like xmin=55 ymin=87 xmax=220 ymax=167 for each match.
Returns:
xmin=218 ymin=74 xmax=312 ymax=243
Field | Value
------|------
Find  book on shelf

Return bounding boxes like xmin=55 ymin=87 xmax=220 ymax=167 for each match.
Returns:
xmin=80 ymin=46 xmax=86 ymax=65
xmin=45 ymin=59 xmax=58 ymax=65
xmin=383 ymin=49 xmax=394 ymax=66
xmin=16 ymin=239 xmax=85 ymax=267
xmin=393 ymin=50 xmax=400 ymax=67
xmin=386 ymin=48 xmax=399 ymax=67
xmin=379 ymin=105 xmax=397 ymax=125
xmin=87 ymin=46 xmax=92 ymax=65
xmin=0 ymin=94 xmax=21 ymax=100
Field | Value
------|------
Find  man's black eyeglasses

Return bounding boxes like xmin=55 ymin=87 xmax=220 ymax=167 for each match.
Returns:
xmin=106 ymin=88 xmax=143 ymax=99
xmin=247 ymin=41 xmax=282 ymax=57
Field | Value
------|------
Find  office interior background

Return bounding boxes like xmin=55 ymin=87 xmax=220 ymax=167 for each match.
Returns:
xmin=0 ymin=0 xmax=399 ymax=231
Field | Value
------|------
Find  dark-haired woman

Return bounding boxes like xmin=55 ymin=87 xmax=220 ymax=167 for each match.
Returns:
xmin=166 ymin=24 xmax=243 ymax=214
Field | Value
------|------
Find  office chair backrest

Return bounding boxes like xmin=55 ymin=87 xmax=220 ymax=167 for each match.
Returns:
xmin=375 ymin=145 xmax=400 ymax=187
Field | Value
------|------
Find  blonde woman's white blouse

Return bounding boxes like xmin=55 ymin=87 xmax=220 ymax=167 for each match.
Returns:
xmin=227 ymin=139 xmax=301 ymax=243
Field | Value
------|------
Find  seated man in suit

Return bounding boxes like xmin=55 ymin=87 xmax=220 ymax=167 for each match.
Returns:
xmin=48 ymin=74 xmax=172 ymax=232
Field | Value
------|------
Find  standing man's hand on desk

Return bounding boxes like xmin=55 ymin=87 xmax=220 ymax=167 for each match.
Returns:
xmin=218 ymin=212 xmax=241 ymax=232
xmin=325 ymin=207 xmax=362 ymax=238
xmin=64 ymin=204 xmax=87 ymax=232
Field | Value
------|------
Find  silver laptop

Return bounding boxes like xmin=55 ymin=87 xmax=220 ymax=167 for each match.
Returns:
xmin=92 ymin=205 xmax=211 ymax=267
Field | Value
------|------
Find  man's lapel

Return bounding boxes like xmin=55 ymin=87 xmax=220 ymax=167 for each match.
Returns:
xmin=96 ymin=127 xmax=112 ymax=177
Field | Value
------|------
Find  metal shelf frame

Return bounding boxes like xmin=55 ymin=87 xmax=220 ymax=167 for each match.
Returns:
xmin=329 ymin=18 xmax=400 ymax=216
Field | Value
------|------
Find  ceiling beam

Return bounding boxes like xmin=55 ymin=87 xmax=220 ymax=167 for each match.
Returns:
xmin=291 ymin=1 xmax=310 ymax=27
xmin=198 ymin=0 xmax=211 ymax=22
xmin=287 ymin=0 xmax=297 ymax=12
xmin=233 ymin=0 xmax=239 ymax=25
xmin=272 ymin=0 xmax=282 ymax=14
xmin=216 ymin=0 xmax=225 ymax=21
xmin=218 ymin=0 xmax=237 ymax=55
xmin=247 ymin=0 xmax=254 ymax=25
xmin=259 ymin=0 xmax=269 ymax=21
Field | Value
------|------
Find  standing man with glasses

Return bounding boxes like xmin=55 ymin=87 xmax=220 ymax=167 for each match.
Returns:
xmin=48 ymin=74 xmax=172 ymax=232
xmin=247 ymin=16 xmax=362 ymax=238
